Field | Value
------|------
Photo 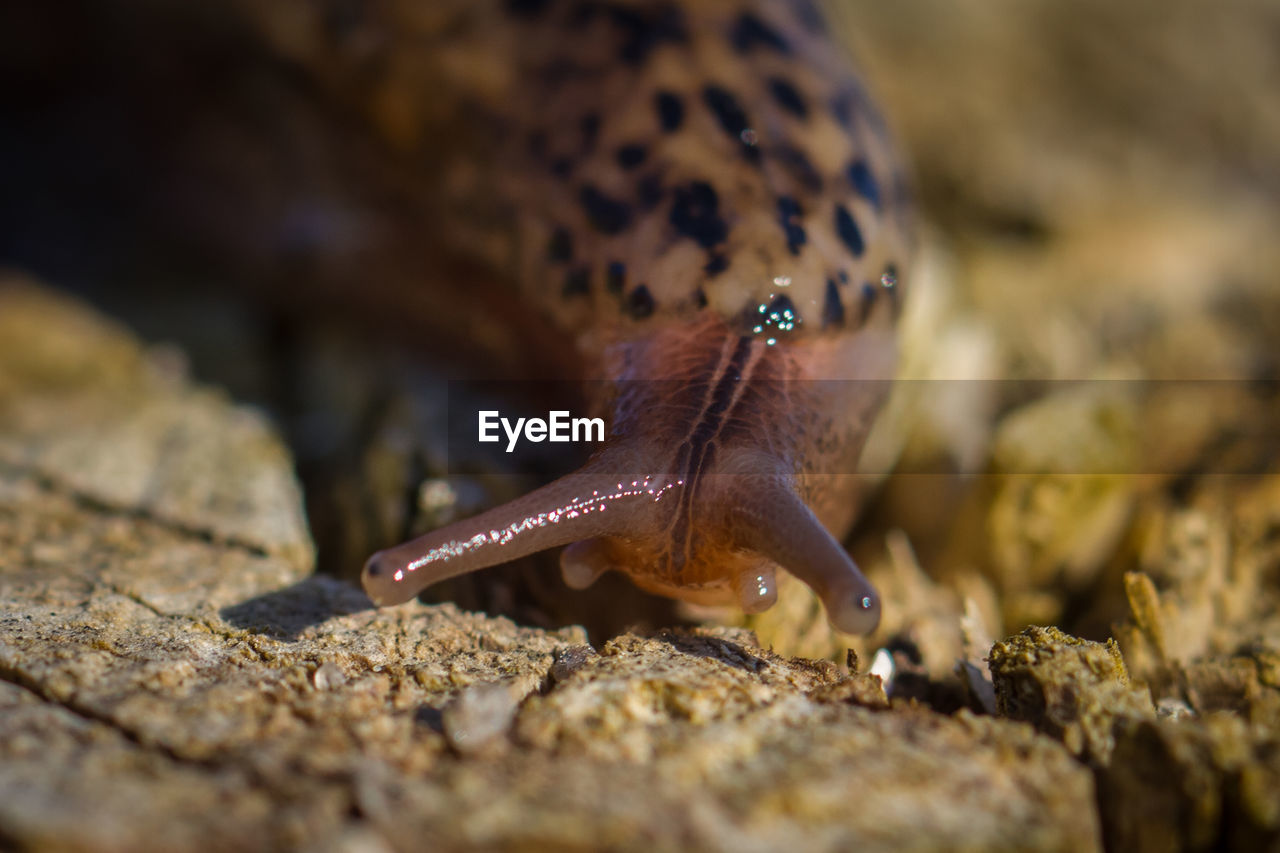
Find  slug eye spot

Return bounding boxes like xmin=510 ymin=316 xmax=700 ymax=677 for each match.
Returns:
xmin=834 ymin=204 xmax=865 ymax=257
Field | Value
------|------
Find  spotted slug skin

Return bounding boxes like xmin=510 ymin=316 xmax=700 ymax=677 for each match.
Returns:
xmin=359 ymin=0 xmax=911 ymax=634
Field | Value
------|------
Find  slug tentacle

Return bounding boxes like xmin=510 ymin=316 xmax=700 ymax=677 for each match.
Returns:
xmin=362 ymin=467 xmax=675 ymax=606
xmin=728 ymin=476 xmax=881 ymax=635
xmin=559 ymin=538 xmax=616 ymax=590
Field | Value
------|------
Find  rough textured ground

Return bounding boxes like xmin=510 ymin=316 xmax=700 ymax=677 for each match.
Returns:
xmin=0 ymin=279 xmax=1099 ymax=852
xmin=2 ymin=0 xmax=1279 ymax=850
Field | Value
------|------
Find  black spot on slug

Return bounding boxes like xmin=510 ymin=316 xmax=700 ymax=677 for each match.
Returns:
xmin=606 ymin=4 xmax=688 ymax=66
xmin=834 ymin=204 xmax=865 ymax=256
xmin=777 ymin=196 xmax=806 ymax=256
xmin=637 ymin=173 xmax=664 ymax=210
xmin=704 ymin=85 xmax=749 ymax=138
xmin=847 ymin=160 xmax=881 ymax=210
xmin=767 ymin=294 xmax=799 ymax=325
xmin=551 ymin=157 xmax=574 ymax=179
xmin=704 ymin=85 xmax=760 ymax=162
xmin=579 ymin=185 xmax=633 ymax=234
xmin=547 ymin=227 xmax=573 ymax=262
xmin=704 ymin=253 xmax=729 ymax=276
xmin=670 ymin=181 xmax=728 ymax=249
xmin=729 ymin=11 xmax=790 ymax=54
xmin=655 ymin=90 xmax=684 ymax=132
xmin=563 ymin=267 xmax=590 ymax=297
xmin=822 ymin=279 xmax=845 ymax=328
xmin=693 ymin=288 xmax=708 ymax=308
xmin=768 ymin=76 xmax=808 ymax=119
xmin=838 ymin=270 xmax=849 ymax=284
xmin=627 ymin=284 xmax=655 ymax=318
xmin=616 ymin=143 xmax=648 ymax=169
xmin=606 ymin=261 xmax=626 ymax=293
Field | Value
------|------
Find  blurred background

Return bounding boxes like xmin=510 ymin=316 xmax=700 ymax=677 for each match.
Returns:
xmin=1 ymin=0 xmax=1278 ymax=683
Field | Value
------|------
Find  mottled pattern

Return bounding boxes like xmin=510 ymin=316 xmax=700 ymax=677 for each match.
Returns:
xmin=237 ymin=0 xmax=910 ymax=349
xmin=496 ymin=0 xmax=911 ymax=345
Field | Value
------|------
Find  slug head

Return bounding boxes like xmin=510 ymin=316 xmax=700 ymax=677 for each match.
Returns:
xmin=363 ymin=324 xmax=883 ymax=635
xmin=362 ymin=453 xmax=880 ymax=635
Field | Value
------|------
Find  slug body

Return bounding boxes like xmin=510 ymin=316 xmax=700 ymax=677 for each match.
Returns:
xmin=360 ymin=0 xmax=911 ymax=634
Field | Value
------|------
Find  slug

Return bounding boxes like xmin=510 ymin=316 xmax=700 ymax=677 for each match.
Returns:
xmin=358 ymin=0 xmax=911 ymax=635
